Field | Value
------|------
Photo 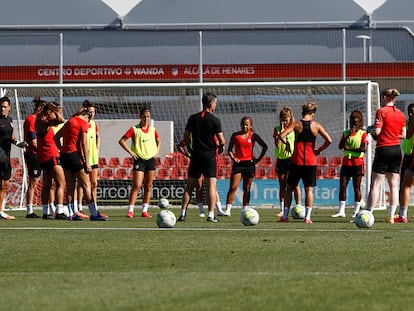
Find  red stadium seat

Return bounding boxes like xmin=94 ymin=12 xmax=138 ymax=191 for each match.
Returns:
xmin=171 ymin=167 xmax=187 ymax=180
xmin=10 ymin=157 xmax=21 ymax=168
xmin=156 ymin=168 xmax=171 ymax=180
xmin=154 ymin=157 xmax=162 ymax=168
xmin=122 ymin=157 xmax=134 ymax=168
xmin=115 ymin=168 xmax=129 ymax=180
xmin=316 ymin=156 xmax=328 ymax=167
xmin=99 ymin=157 xmax=108 ymax=167
xmin=108 ymin=157 xmax=121 ymax=168
xmin=330 ymin=156 xmax=343 ymax=167
xmin=218 ymin=155 xmax=232 ymax=168
xmin=316 ymin=167 xmax=324 ymax=179
xmin=13 ymin=168 xmax=24 ymax=179
xmin=267 ymin=169 xmax=278 ymax=179
xmin=255 ymin=167 xmax=267 ymax=179
xmin=101 ymin=168 xmax=114 ymax=180
xmin=163 ymin=154 xmax=175 ymax=168
xmin=260 ymin=156 xmax=273 ymax=168
xmin=324 ymin=168 xmax=338 ymax=179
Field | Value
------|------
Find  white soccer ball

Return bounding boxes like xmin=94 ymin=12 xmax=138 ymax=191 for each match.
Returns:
xmin=156 ymin=209 xmax=176 ymax=228
xmin=240 ymin=208 xmax=259 ymax=226
xmin=354 ymin=210 xmax=375 ymax=228
xmin=291 ymin=205 xmax=305 ymax=219
xmin=158 ymin=198 xmax=169 ymax=209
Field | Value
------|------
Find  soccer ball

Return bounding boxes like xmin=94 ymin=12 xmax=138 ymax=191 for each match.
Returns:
xmin=158 ymin=198 xmax=169 ymax=209
xmin=240 ymin=208 xmax=259 ymax=226
xmin=291 ymin=205 xmax=305 ymax=219
xmin=156 ymin=210 xmax=176 ymax=228
xmin=354 ymin=210 xmax=375 ymax=228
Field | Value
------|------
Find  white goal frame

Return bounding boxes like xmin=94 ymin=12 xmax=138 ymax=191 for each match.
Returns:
xmin=0 ymin=80 xmax=382 ymax=210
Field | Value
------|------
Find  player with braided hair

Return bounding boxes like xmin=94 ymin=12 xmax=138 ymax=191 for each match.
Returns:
xmin=331 ymin=110 xmax=368 ymax=218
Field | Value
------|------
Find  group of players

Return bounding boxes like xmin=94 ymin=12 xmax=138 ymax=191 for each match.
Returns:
xmin=0 ymin=97 xmax=107 ymax=221
xmin=0 ymin=88 xmax=412 ymax=224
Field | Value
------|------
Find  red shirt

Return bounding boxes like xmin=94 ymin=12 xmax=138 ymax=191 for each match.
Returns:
xmin=374 ymin=105 xmax=406 ymax=148
xmin=233 ymin=131 xmax=254 ymax=161
xmin=36 ymin=121 xmax=60 ymax=163
xmin=24 ymin=114 xmax=37 ymax=155
xmin=61 ymin=116 xmax=89 ymax=154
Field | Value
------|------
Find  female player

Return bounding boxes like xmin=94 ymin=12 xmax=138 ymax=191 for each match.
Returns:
xmin=331 ymin=110 xmax=368 ymax=218
xmin=119 ymin=107 xmax=161 ymax=218
xmin=225 ymin=116 xmax=268 ymax=215
xmin=278 ymin=102 xmax=332 ymax=224
xmin=274 ymin=107 xmax=301 ymax=217
xmin=75 ymin=100 xmax=106 ymax=218
xmin=55 ymin=105 xmax=106 ymax=221
xmin=367 ymin=88 xmax=406 ymax=223
xmin=35 ymin=102 xmax=66 ymax=219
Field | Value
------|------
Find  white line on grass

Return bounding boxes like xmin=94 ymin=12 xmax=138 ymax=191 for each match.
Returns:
xmin=1 ymin=227 xmax=414 ymax=233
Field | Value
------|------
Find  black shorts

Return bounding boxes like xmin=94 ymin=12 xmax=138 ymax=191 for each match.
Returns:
xmin=60 ymin=152 xmax=83 ymax=173
xmin=340 ymin=164 xmax=364 ymax=179
xmin=188 ymin=151 xmax=217 ymax=179
xmin=287 ymin=164 xmax=317 ymax=187
xmin=276 ymin=158 xmax=293 ymax=175
xmin=25 ymin=153 xmax=42 ymax=178
xmin=231 ymin=160 xmax=255 ymax=178
xmin=0 ymin=162 xmax=11 ymax=181
xmin=133 ymin=157 xmax=156 ymax=172
xmin=373 ymin=145 xmax=402 ymax=174
xmin=40 ymin=157 xmax=61 ymax=169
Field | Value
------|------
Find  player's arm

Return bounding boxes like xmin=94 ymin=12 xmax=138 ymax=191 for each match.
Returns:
xmin=216 ymin=131 xmax=226 ymax=155
xmin=177 ymin=140 xmax=191 ymax=158
xmin=155 ymin=130 xmax=161 ymax=155
xmin=253 ymin=133 xmax=268 ymax=163
xmin=119 ymin=129 xmax=138 ymax=160
xmin=227 ymin=133 xmax=238 ymax=162
xmin=314 ymin=123 xmax=332 ymax=156
xmin=81 ymin=131 xmax=91 ymax=173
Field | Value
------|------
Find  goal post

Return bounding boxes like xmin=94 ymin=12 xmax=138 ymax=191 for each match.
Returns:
xmin=1 ymin=80 xmax=381 ymax=209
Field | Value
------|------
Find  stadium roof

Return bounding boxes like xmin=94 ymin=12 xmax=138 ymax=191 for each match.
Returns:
xmin=0 ymin=0 xmax=412 ymax=31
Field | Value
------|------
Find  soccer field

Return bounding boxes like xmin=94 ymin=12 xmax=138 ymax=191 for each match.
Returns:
xmin=0 ymin=207 xmax=412 ymax=311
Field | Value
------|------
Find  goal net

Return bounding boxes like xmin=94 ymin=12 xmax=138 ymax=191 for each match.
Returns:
xmin=1 ymin=81 xmax=382 ymax=210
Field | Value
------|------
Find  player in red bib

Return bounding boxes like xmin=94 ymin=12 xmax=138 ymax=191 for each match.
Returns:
xmin=36 ymin=102 xmax=66 ymax=219
xmin=279 ymin=102 xmax=332 ymax=223
xmin=366 ymin=88 xmax=406 ymax=223
xmin=55 ymin=106 xmax=106 ymax=221
xmin=23 ymin=98 xmax=45 ymax=218
xmin=225 ymin=116 xmax=267 ymax=216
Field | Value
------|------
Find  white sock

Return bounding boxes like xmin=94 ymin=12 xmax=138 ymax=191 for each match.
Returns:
xmin=42 ymin=204 xmax=49 ymax=215
xmin=226 ymin=204 xmax=232 ymax=213
xmin=242 ymin=205 xmax=248 ymax=210
xmin=181 ymin=209 xmax=186 ymax=217
xmin=27 ymin=204 xmax=33 ymax=215
xmin=353 ymin=202 xmax=361 ymax=215
xmin=56 ymin=204 xmax=64 ymax=214
xmin=142 ymin=203 xmax=149 ymax=213
xmin=48 ymin=203 xmax=56 ymax=214
xmin=208 ymin=211 xmax=214 ymax=218
xmin=305 ymin=206 xmax=312 ymax=220
xmin=128 ymin=205 xmax=134 ymax=213
xmin=389 ymin=205 xmax=398 ymax=218
xmin=215 ymin=201 xmax=224 ymax=213
xmin=280 ymin=201 xmax=284 ymax=211
xmin=338 ymin=201 xmax=346 ymax=214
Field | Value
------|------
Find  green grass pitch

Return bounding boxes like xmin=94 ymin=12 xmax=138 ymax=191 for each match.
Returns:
xmin=0 ymin=207 xmax=413 ymax=311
